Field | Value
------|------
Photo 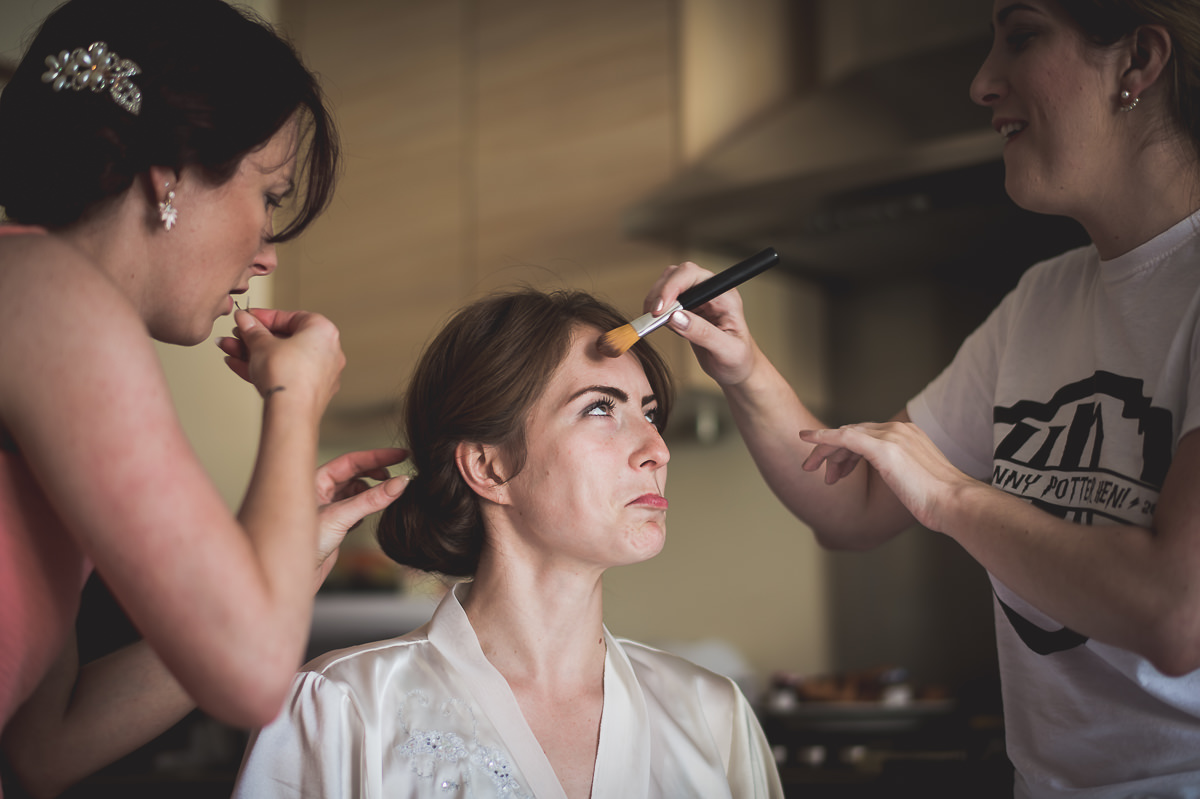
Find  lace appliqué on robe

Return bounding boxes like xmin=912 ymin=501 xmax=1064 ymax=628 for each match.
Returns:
xmin=394 ymin=690 xmax=532 ymax=797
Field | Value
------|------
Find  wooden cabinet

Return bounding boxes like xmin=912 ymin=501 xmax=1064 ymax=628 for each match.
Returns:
xmin=279 ymin=0 xmax=682 ymax=447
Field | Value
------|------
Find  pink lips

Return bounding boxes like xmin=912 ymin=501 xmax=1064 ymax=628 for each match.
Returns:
xmin=630 ymin=494 xmax=668 ymax=510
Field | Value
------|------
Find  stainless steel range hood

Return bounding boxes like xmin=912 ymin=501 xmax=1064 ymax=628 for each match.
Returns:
xmin=625 ymin=24 xmax=1087 ymax=283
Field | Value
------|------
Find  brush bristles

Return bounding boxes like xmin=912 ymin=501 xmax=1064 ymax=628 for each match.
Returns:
xmin=597 ymin=323 xmax=639 ymax=358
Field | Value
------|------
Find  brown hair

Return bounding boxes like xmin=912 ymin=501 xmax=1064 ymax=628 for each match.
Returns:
xmin=0 ymin=0 xmax=338 ymax=240
xmin=1058 ymin=0 xmax=1200 ymax=160
xmin=376 ymin=288 xmax=673 ymax=578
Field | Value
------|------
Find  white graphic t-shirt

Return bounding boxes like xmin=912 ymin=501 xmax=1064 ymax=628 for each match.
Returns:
xmin=909 ymin=210 xmax=1200 ymax=798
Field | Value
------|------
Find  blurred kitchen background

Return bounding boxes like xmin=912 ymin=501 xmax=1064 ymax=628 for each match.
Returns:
xmin=1 ymin=0 xmax=1090 ymax=795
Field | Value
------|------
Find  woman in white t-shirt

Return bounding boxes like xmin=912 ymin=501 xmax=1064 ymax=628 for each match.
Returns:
xmin=640 ymin=1 xmax=1200 ymax=796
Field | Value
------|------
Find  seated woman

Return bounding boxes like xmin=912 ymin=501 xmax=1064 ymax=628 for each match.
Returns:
xmin=233 ymin=288 xmax=783 ymax=798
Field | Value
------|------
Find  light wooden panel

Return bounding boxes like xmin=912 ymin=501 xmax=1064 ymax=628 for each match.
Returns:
xmin=469 ymin=0 xmax=678 ymax=316
xmin=280 ymin=0 xmax=468 ymax=429
xmin=281 ymin=0 xmax=682 ymax=432
xmin=680 ymin=0 xmax=804 ymax=162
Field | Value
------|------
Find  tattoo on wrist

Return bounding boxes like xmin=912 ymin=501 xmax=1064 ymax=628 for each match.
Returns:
xmin=262 ymin=385 xmax=286 ymax=399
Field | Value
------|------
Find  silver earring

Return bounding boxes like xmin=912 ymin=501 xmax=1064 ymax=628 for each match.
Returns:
xmin=158 ymin=188 xmax=178 ymax=231
xmin=1120 ymin=90 xmax=1140 ymax=112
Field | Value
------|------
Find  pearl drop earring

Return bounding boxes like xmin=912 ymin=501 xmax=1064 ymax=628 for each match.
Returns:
xmin=158 ymin=188 xmax=178 ymax=231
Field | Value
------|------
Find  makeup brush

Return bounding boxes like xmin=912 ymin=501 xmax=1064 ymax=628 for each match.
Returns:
xmin=597 ymin=247 xmax=780 ymax=358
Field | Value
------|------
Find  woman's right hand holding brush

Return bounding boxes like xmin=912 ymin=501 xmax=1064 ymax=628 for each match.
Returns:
xmin=646 ymin=259 xmax=897 ymax=544
xmin=644 ymin=260 xmax=761 ymax=387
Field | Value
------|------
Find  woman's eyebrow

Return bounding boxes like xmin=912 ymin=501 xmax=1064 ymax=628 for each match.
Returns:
xmin=566 ymin=386 xmax=658 ymax=409
xmin=996 ymin=2 xmax=1037 ymax=26
xmin=569 ymin=385 xmax=629 ymax=403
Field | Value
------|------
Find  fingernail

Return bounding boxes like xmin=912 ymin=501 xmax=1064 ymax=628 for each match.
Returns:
xmin=384 ymin=476 xmax=410 ymax=497
xmin=670 ymin=310 xmax=689 ymax=330
xmin=654 ymin=298 xmax=664 ymax=314
xmin=236 ymin=310 xmax=257 ymax=329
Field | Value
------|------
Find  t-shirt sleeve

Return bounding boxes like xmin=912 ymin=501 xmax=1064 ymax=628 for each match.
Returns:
xmin=907 ymin=291 xmax=1018 ymax=482
xmin=1183 ymin=303 xmax=1200 ymax=441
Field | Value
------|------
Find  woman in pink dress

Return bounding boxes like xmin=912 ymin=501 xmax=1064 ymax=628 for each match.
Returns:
xmin=0 ymin=0 xmax=405 ymax=795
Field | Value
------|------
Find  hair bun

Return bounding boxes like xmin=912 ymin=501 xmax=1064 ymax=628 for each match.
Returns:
xmin=376 ymin=468 xmax=482 ymax=578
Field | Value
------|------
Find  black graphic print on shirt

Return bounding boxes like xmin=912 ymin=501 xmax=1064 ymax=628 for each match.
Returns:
xmin=989 ymin=370 xmax=1174 ymax=655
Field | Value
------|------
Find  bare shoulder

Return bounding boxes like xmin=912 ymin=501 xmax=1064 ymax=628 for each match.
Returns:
xmin=0 ymin=232 xmax=157 ymax=422
xmin=0 ymin=230 xmax=81 ymax=267
xmin=0 ymin=232 xmax=122 ymax=302
xmin=0 ymin=233 xmax=145 ymax=350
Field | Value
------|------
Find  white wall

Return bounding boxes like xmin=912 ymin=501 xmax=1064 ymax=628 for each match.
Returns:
xmin=1 ymin=1 xmax=61 ymax=64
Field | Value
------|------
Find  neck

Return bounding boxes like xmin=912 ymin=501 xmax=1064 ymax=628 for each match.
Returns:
xmin=1079 ymin=135 xmax=1200 ymax=260
xmin=462 ymin=549 xmax=607 ymax=690
xmin=56 ymin=189 xmax=156 ymax=319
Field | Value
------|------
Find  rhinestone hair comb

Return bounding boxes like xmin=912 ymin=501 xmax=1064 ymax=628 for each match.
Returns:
xmin=42 ymin=41 xmax=142 ymax=116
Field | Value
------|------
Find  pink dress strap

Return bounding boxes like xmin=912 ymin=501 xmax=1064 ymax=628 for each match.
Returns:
xmin=0 ymin=224 xmax=47 ymax=237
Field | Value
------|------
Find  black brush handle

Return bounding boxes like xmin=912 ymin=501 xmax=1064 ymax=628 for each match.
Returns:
xmin=677 ymin=248 xmax=780 ymax=310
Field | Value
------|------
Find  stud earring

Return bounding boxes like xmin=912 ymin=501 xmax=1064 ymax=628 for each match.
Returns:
xmin=1119 ymin=90 xmax=1140 ymax=112
xmin=158 ymin=187 xmax=178 ymax=231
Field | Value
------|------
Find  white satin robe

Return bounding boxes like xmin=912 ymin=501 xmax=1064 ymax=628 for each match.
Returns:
xmin=233 ymin=585 xmax=783 ymax=798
